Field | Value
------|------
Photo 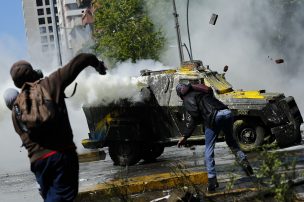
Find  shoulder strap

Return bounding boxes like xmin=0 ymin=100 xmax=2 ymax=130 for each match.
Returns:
xmin=13 ymin=105 xmax=29 ymax=133
xmin=64 ymin=82 xmax=78 ymax=98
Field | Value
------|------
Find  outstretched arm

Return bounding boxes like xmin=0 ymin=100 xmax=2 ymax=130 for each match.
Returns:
xmin=177 ymin=113 xmax=197 ymax=147
xmin=48 ymin=53 xmax=106 ymax=91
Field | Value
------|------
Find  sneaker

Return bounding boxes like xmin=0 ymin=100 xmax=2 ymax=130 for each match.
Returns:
xmin=238 ymin=158 xmax=254 ymax=176
xmin=207 ymin=177 xmax=219 ymax=192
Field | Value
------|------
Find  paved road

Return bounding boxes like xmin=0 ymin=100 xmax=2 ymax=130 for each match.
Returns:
xmin=1 ymin=133 xmax=303 ymax=202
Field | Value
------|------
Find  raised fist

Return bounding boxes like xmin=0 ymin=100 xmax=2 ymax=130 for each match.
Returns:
xmin=95 ymin=60 xmax=107 ymax=75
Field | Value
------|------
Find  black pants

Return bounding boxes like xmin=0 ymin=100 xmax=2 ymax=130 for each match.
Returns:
xmin=31 ymin=151 xmax=79 ymax=202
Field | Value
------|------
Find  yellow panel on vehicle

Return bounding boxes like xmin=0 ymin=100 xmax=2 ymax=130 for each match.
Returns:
xmin=204 ymin=72 xmax=233 ymax=94
xmin=96 ymin=113 xmax=114 ymax=131
xmin=230 ymin=91 xmax=264 ymax=99
xmin=164 ymin=69 xmax=176 ymax=74
xmin=177 ymin=67 xmax=199 ymax=76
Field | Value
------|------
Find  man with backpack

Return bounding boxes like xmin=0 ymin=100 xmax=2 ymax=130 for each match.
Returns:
xmin=176 ymin=83 xmax=253 ymax=192
xmin=9 ymin=53 xmax=107 ymax=202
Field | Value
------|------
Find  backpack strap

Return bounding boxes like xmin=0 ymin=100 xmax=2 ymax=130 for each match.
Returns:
xmin=13 ymin=105 xmax=29 ymax=133
xmin=64 ymin=82 xmax=78 ymax=98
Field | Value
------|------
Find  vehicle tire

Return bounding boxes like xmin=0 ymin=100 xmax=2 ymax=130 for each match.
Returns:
xmin=142 ymin=144 xmax=165 ymax=162
xmin=233 ymin=119 xmax=265 ymax=152
xmin=108 ymin=142 xmax=141 ymax=166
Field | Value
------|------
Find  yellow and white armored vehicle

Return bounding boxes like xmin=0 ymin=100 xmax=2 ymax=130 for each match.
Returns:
xmin=81 ymin=60 xmax=302 ymax=166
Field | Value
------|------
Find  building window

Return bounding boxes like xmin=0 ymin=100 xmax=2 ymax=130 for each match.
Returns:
xmin=54 ymin=7 xmax=58 ymax=14
xmin=50 ymin=44 xmax=55 ymax=50
xmin=48 ymin=26 xmax=53 ymax=33
xmin=47 ymin=17 xmax=52 ymax=24
xmin=37 ymin=9 xmax=44 ymax=16
xmin=45 ymin=0 xmax=50 ymax=6
xmin=42 ymin=44 xmax=49 ymax=52
xmin=38 ymin=18 xmax=45 ymax=25
xmin=46 ymin=8 xmax=51 ymax=15
xmin=36 ymin=0 xmax=43 ymax=6
xmin=39 ymin=27 xmax=47 ymax=34
xmin=41 ymin=36 xmax=48 ymax=43
xmin=50 ymin=35 xmax=54 ymax=42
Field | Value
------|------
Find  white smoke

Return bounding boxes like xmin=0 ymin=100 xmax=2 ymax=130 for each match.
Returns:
xmin=0 ymin=35 xmax=29 ymax=173
xmin=66 ymin=59 xmax=171 ymax=108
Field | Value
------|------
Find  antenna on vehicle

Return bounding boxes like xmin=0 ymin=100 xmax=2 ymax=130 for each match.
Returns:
xmin=172 ymin=0 xmax=184 ymax=65
xmin=173 ymin=0 xmax=194 ymax=65
xmin=186 ymin=0 xmax=193 ymax=61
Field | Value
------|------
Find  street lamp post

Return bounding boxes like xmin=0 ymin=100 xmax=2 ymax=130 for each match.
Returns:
xmin=50 ymin=0 xmax=62 ymax=66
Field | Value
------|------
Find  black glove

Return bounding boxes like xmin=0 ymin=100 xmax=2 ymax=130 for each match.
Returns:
xmin=95 ymin=60 xmax=107 ymax=75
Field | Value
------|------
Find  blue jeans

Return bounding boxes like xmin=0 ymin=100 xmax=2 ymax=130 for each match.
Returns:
xmin=204 ymin=109 xmax=246 ymax=178
xmin=31 ymin=151 xmax=79 ymax=202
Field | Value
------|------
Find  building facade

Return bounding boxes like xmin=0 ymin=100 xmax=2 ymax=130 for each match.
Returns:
xmin=22 ymin=0 xmax=93 ymax=67
xmin=57 ymin=0 xmax=94 ymax=62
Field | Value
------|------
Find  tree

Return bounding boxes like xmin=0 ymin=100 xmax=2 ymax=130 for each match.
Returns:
xmin=93 ymin=0 xmax=165 ymax=63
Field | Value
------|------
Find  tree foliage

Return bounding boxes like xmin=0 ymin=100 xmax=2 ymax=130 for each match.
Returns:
xmin=93 ymin=0 xmax=165 ymax=63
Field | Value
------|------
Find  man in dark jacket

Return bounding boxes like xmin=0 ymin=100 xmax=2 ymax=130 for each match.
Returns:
xmin=176 ymin=83 xmax=253 ymax=192
xmin=9 ymin=53 xmax=107 ymax=201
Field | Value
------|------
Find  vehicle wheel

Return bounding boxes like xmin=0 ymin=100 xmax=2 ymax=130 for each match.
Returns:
xmin=108 ymin=142 xmax=141 ymax=166
xmin=233 ymin=119 xmax=265 ymax=152
xmin=142 ymin=144 xmax=164 ymax=162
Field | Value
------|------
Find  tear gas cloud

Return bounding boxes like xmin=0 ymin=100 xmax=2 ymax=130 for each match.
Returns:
xmin=67 ymin=59 xmax=171 ymax=109
xmin=0 ymin=35 xmax=29 ymax=173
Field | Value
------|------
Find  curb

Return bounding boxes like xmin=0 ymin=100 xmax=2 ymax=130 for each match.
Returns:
xmin=76 ymin=171 xmax=208 ymax=201
xmin=78 ymin=150 xmax=106 ymax=163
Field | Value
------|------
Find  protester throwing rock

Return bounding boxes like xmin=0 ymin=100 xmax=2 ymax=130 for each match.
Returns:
xmin=176 ymin=83 xmax=254 ymax=192
xmin=7 ymin=53 xmax=107 ymax=201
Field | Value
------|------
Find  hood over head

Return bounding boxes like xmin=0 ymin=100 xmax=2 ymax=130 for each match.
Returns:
xmin=176 ymin=83 xmax=191 ymax=99
xmin=10 ymin=60 xmax=41 ymax=88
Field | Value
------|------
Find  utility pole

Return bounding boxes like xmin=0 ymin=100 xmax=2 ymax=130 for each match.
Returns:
xmin=50 ymin=0 xmax=62 ymax=66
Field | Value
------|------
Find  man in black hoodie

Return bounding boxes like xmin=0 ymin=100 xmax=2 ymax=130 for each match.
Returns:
xmin=9 ymin=53 xmax=107 ymax=201
xmin=176 ymin=83 xmax=253 ymax=191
